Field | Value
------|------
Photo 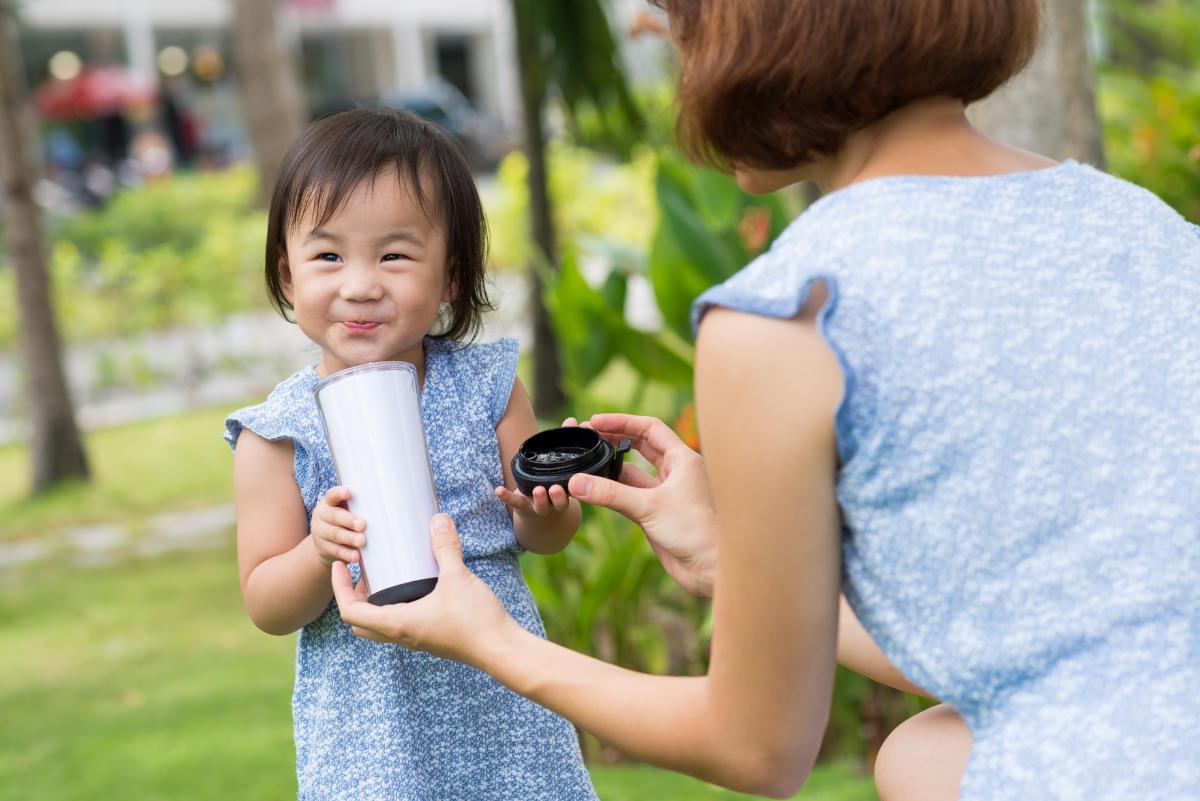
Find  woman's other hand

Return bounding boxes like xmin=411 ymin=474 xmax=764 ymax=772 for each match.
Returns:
xmin=332 ymin=514 xmax=519 ymax=664
xmin=564 ymin=413 xmax=717 ymax=597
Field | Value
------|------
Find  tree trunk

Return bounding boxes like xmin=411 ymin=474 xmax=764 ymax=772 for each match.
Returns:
xmin=230 ymin=0 xmax=307 ymax=207
xmin=511 ymin=0 xmax=565 ymax=417
xmin=969 ymin=0 xmax=1106 ymax=167
xmin=0 ymin=3 xmax=90 ymax=491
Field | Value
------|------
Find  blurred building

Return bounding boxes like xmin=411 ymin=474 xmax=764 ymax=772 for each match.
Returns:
xmin=18 ymin=0 xmax=522 ymax=140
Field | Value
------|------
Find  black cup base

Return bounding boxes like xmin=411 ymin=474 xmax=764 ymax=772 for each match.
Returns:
xmin=368 ymin=577 xmax=438 ymax=606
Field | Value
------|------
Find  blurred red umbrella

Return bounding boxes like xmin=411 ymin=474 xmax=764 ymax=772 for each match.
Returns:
xmin=32 ymin=65 xmax=156 ymax=121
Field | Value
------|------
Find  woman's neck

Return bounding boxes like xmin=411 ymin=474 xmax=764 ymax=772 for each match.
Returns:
xmin=809 ymin=96 xmax=1057 ymax=193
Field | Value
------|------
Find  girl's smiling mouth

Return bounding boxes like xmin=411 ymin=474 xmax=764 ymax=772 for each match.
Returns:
xmin=342 ymin=321 xmax=382 ymax=332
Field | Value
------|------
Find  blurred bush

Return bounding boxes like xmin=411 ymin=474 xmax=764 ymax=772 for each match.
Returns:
xmin=0 ymin=166 xmax=266 ymax=349
xmin=1099 ymin=0 xmax=1200 ymax=223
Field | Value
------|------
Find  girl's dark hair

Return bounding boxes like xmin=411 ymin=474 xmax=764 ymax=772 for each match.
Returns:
xmin=652 ymin=0 xmax=1042 ymax=170
xmin=265 ymin=107 xmax=492 ymax=342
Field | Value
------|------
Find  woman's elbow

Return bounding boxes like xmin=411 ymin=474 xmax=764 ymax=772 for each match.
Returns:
xmin=707 ymin=738 xmax=819 ymax=798
xmin=741 ymin=749 xmax=816 ymax=798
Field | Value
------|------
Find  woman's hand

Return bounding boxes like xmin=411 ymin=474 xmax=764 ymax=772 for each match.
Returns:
xmin=565 ymin=414 xmax=718 ymax=597
xmin=332 ymin=513 xmax=520 ymax=664
xmin=311 ymin=486 xmax=365 ymax=567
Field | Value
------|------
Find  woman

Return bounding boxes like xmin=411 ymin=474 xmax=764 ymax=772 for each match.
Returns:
xmin=332 ymin=1 xmax=1200 ymax=798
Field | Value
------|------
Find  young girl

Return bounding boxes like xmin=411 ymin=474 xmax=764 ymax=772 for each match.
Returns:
xmin=223 ymin=108 xmax=597 ymax=800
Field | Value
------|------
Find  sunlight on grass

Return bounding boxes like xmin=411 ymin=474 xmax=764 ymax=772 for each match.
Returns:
xmin=0 ymin=404 xmax=241 ymax=540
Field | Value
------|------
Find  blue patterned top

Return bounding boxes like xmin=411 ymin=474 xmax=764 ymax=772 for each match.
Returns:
xmin=225 ymin=337 xmax=596 ymax=801
xmin=695 ymin=162 xmax=1200 ymax=801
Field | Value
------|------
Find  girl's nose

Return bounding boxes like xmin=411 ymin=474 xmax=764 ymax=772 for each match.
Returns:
xmin=338 ymin=265 xmax=384 ymax=302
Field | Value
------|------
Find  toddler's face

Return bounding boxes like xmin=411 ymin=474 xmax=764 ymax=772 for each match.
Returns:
xmin=282 ymin=168 xmax=450 ymax=376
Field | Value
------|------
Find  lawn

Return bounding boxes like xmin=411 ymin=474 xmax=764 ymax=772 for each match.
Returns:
xmin=0 ymin=400 xmax=878 ymax=801
xmin=0 ymin=542 xmax=877 ymax=801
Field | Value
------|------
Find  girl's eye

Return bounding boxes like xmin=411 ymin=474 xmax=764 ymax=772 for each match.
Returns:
xmin=317 ymin=253 xmax=340 ymax=262
xmin=381 ymin=254 xmax=409 ymax=263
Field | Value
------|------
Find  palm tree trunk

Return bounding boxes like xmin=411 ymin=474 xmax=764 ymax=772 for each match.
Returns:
xmin=0 ymin=3 xmax=90 ymax=491
xmin=231 ymin=0 xmax=308 ymax=207
xmin=970 ymin=0 xmax=1106 ymax=167
xmin=512 ymin=0 xmax=565 ymax=416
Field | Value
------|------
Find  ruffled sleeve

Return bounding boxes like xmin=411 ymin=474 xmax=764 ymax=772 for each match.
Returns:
xmin=223 ymin=372 xmax=324 ymax=513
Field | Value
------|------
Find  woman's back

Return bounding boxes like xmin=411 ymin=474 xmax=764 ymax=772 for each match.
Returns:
xmin=697 ymin=161 xmax=1200 ymax=800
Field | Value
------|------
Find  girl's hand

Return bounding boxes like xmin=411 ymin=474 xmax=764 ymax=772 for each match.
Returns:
xmin=332 ymin=514 xmax=519 ymax=664
xmin=311 ymin=486 xmax=366 ymax=568
xmin=565 ymin=414 xmax=718 ymax=597
xmin=494 ymin=484 xmax=572 ymax=519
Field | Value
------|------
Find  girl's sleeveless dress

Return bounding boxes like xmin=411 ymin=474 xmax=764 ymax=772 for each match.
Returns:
xmin=695 ymin=162 xmax=1200 ymax=801
xmin=225 ymin=338 xmax=597 ymax=801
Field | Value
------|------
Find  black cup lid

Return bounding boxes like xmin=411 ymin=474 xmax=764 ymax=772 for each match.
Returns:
xmin=511 ymin=427 xmax=632 ymax=494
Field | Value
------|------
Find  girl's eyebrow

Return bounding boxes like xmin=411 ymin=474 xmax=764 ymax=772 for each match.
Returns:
xmin=304 ymin=228 xmax=340 ymax=244
xmin=301 ymin=229 xmax=424 ymax=247
xmin=374 ymin=231 xmax=424 ymax=247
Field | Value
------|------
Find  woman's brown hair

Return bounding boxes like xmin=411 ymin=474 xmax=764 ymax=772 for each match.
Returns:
xmin=264 ymin=107 xmax=493 ymax=342
xmin=654 ymin=0 xmax=1042 ymax=170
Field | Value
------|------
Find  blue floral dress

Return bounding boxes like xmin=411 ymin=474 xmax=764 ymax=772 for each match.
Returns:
xmin=695 ymin=162 xmax=1200 ymax=801
xmin=225 ymin=337 xmax=596 ymax=801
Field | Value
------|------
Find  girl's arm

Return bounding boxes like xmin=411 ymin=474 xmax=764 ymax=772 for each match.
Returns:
xmin=233 ymin=431 xmax=336 ymax=634
xmin=494 ymin=377 xmax=582 ymax=554
xmin=838 ymin=596 xmax=933 ymax=698
xmin=334 ymin=303 xmax=845 ymax=797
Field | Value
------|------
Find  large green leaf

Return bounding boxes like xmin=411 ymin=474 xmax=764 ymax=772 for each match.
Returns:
xmin=517 ymin=0 xmax=644 ymax=157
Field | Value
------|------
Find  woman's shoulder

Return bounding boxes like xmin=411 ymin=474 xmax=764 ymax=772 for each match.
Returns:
xmin=695 ymin=161 xmax=1198 ymax=329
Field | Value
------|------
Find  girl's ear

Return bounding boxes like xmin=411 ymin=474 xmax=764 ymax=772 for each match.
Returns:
xmin=279 ymin=256 xmax=295 ymax=304
xmin=441 ymin=278 xmax=457 ymax=304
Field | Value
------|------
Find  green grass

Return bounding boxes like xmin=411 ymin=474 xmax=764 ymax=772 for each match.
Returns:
xmin=0 ymin=380 xmax=877 ymax=800
xmin=0 ymin=405 xmax=239 ymax=541
xmin=0 ymin=543 xmax=877 ymax=801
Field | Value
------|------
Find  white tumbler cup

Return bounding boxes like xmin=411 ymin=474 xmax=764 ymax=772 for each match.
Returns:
xmin=314 ymin=361 xmax=440 ymax=604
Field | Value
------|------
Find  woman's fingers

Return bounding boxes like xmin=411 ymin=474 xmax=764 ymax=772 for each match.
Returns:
xmin=587 ymin=413 xmax=688 ymax=465
xmin=429 ymin=514 xmax=465 ymax=568
xmin=618 ymin=462 xmax=659 ymax=489
xmin=568 ymin=472 xmax=651 ymax=523
xmin=332 ymin=561 xmax=394 ymax=632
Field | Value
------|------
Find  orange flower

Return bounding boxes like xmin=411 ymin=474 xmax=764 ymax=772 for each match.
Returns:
xmin=673 ymin=403 xmax=701 ymax=451
xmin=738 ymin=206 xmax=772 ymax=254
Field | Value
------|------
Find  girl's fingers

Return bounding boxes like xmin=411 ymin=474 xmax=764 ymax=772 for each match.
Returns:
xmin=321 ymin=502 xmax=362 ymax=531
xmin=317 ymin=520 xmax=366 ymax=548
xmin=317 ymin=539 xmax=360 ymax=564
xmin=495 ymin=486 xmax=533 ymax=514
xmin=530 ymin=486 xmax=550 ymax=515
xmin=562 ymin=417 xmax=578 ymax=427
xmin=548 ymin=484 xmax=569 ymax=511
xmin=323 ymin=486 xmax=350 ymax=507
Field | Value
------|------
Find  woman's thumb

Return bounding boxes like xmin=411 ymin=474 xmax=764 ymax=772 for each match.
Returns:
xmin=430 ymin=514 xmax=464 ymax=567
xmin=568 ymin=473 xmax=645 ymax=521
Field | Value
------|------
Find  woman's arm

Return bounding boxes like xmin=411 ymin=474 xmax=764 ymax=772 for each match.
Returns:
xmin=233 ymin=431 xmax=335 ymax=634
xmin=494 ymin=377 xmax=582 ymax=554
xmin=334 ymin=303 xmax=846 ymax=797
